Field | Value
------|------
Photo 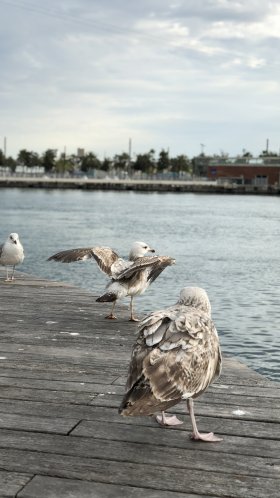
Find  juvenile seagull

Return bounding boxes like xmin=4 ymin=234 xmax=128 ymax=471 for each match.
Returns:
xmin=48 ymin=241 xmax=175 ymax=321
xmin=0 ymin=233 xmax=24 ymax=281
xmin=119 ymin=287 xmax=222 ymax=442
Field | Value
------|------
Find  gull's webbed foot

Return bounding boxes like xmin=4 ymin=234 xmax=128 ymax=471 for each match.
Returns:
xmin=105 ymin=314 xmax=117 ymax=320
xmin=156 ymin=413 xmax=183 ymax=426
xmin=191 ymin=431 xmax=222 ymax=442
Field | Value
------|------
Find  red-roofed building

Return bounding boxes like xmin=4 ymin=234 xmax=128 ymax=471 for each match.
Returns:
xmin=208 ymin=157 xmax=280 ymax=187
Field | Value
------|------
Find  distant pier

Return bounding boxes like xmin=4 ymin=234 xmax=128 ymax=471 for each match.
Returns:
xmin=0 ymin=269 xmax=280 ymax=497
xmin=0 ymin=175 xmax=280 ymax=194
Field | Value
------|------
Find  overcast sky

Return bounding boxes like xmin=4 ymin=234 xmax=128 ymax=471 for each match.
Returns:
xmin=1 ymin=0 xmax=280 ymax=159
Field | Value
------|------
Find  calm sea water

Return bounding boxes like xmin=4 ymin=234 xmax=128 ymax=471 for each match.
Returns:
xmin=1 ymin=188 xmax=280 ymax=381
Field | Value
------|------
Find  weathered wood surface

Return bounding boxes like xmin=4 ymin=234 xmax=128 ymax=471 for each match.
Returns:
xmin=0 ymin=268 xmax=279 ymax=498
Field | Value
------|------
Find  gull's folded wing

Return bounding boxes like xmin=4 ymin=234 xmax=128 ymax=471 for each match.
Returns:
xmin=122 ymin=306 xmax=221 ymax=414
xmin=116 ymin=256 xmax=175 ymax=281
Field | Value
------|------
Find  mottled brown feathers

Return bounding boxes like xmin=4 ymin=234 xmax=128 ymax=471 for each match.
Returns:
xmin=116 ymin=256 xmax=175 ymax=281
xmin=48 ymin=246 xmax=120 ymax=277
xmin=119 ymin=288 xmax=222 ymax=417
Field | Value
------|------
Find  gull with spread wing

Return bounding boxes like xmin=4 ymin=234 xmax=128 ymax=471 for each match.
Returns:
xmin=48 ymin=241 xmax=175 ymax=321
xmin=0 ymin=233 xmax=24 ymax=281
xmin=119 ymin=286 xmax=222 ymax=442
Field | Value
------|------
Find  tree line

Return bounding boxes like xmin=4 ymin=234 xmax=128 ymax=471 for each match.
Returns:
xmin=0 ymin=147 xmax=279 ymax=177
xmin=0 ymin=148 xmax=194 ymax=176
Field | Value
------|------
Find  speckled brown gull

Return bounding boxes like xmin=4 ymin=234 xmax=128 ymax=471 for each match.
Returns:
xmin=119 ymin=286 xmax=222 ymax=442
xmin=48 ymin=241 xmax=175 ymax=321
xmin=0 ymin=233 xmax=24 ymax=281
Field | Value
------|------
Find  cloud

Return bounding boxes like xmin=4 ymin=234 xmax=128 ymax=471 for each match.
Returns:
xmin=1 ymin=0 xmax=280 ymax=159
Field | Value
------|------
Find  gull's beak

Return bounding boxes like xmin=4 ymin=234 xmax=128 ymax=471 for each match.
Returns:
xmin=14 ymin=240 xmax=17 ymax=245
xmin=149 ymin=248 xmax=155 ymax=253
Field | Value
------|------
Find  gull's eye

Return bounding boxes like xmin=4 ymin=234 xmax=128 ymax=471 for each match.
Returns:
xmin=144 ymin=246 xmax=147 ymax=249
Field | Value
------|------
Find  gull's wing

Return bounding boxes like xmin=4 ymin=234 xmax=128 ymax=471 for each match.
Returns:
xmin=116 ymin=255 xmax=175 ymax=281
xmin=91 ymin=247 xmax=121 ymax=277
xmin=48 ymin=248 xmax=96 ymax=263
xmin=144 ymin=309 xmax=222 ymax=400
xmin=110 ymin=258 xmax=132 ymax=278
xmin=122 ymin=306 xmax=221 ymax=414
xmin=147 ymin=256 xmax=176 ymax=284
xmin=48 ymin=246 xmax=120 ymax=277
xmin=125 ymin=308 xmax=173 ymax=392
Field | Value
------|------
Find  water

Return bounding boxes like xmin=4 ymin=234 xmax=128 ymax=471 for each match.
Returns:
xmin=1 ymin=188 xmax=280 ymax=382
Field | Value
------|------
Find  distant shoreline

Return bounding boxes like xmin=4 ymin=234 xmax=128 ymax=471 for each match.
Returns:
xmin=0 ymin=176 xmax=280 ymax=195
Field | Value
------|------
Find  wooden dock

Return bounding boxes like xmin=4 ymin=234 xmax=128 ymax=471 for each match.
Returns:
xmin=0 ymin=269 xmax=279 ymax=498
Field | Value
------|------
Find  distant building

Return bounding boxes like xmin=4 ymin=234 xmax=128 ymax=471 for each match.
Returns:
xmin=15 ymin=165 xmax=44 ymax=175
xmin=208 ymin=156 xmax=280 ymax=187
xmin=77 ymin=148 xmax=85 ymax=158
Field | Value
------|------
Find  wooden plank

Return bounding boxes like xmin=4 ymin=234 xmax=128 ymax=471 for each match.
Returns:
xmin=4 ymin=374 xmax=276 ymax=406
xmin=88 ymin=390 xmax=280 ymax=411
xmin=17 ymin=475 xmax=219 ymax=498
xmin=0 ymin=358 xmax=124 ymax=376
xmin=209 ymin=382 xmax=280 ymax=397
xmin=0 ymin=413 xmax=78 ymax=434
xmin=0 ymin=345 xmax=278 ymax=399
xmin=0 ymin=343 xmax=131 ymax=361
xmin=70 ymin=419 xmax=280 ymax=458
xmin=0 ymin=386 xmax=95 ymax=404
xmin=0 ymin=470 xmax=32 ymax=498
xmin=3 ymin=377 xmax=279 ymax=411
xmin=198 ymin=391 xmax=280 ymax=408
xmin=0 ymin=376 xmax=124 ymax=394
xmin=88 ymin=392 xmax=280 ymax=422
xmin=0 ymin=350 xmax=129 ymax=367
xmin=3 ymin=365 xmax=270 ymax=389
xmin=0 ymin=448 xmax=279 ymax=498
xmin=0 ymin=368 xmax=280 ymax=402
xmin=0 ymin=367 xmax=119 ymax=385
xmin=114 ymin=372 xmax=280 ymax=389
xmin=0 ymin=399 xmax=279 ymax=439
xmin=1 ymin=429 xmax=280 ymax=480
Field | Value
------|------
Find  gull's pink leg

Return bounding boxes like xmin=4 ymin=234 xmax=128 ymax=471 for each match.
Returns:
xmin=5 ymin=267 xmax=11 ymax=282
xmin=10 ymin=265 xmax=16 ymax=280
xmin=187 ymin=399 xmax=222 ymax=442
xmin=129 ymin=297 xmax=139 ymax=322
xmin=156 ymin=411 xmax=183 ymax=426
xmin=105 ymin=301 xmax=117 ymax=320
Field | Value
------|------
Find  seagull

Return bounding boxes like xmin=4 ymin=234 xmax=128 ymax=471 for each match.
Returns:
xmin=0 ymin=233 xmax=24 ymax=281
xmin=119 ymin=286 xmax=222 ymax=442
xmin=48 ymin=241 xmax=175 ymax=321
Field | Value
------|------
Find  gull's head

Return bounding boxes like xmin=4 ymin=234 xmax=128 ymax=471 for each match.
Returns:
xmin=8 ymin=233 xmax=20 ymax=245
xmin=129 ymin=241 xmax=155 ymax=260
xmin=178 ymin=287 xmax=211 ymax=314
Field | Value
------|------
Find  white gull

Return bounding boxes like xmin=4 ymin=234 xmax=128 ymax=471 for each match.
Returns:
xmin=0 ymin=233 xmax=24 ymax=281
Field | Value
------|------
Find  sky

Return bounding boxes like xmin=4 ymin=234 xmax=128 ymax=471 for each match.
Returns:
xmin=1 ymin=0 xmax=280 ymax=160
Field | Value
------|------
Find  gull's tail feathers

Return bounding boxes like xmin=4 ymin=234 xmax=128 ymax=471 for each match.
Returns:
xmin=96 ymin=292 xmax=117 ymax=303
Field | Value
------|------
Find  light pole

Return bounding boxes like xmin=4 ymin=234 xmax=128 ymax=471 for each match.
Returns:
xmin=3 ymin=136 xmax=7 ymax=157
xmin=128 ymin=137 xmax=132 ymax=177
